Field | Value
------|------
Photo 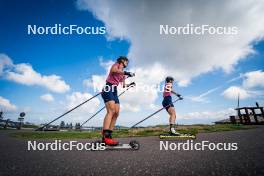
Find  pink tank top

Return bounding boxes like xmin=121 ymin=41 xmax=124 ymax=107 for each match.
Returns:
xmin=106 ymin=63 xmax=125 ymax=85
xmin=163 ymin=83 xmax=172 ymax=97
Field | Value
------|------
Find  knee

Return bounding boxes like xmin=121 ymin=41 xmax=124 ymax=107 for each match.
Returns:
xmin=171 ymin=112 xmax=176 ymax=118
xmin=107 ymin=108 xmax=116 ymax=115
xmin=113 ymin=111 xmax=119 ymax=119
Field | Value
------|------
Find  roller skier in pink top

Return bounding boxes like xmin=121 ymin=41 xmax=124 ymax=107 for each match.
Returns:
xmin=101 ymin=56 xmax=135 ymax=146
xmin=162 ymin=76 xmax=183 ymax=136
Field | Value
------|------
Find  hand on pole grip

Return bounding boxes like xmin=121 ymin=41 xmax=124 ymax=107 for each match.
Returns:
xmin=176 ymin=93 xmax=183 ymax=100
xmin=128 ymin=82 xmax=136 ymax=87
xmin=124 ymin=71 xmax=135 ymax=77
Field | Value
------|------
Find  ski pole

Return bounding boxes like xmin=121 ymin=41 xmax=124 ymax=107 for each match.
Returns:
xmin=35 ymin=92 xmax=102 ymax=131
xmin=80 ymin=82 xmax=136 ymax=128
xmin=131 ymin=97 xmax=183 ymax=128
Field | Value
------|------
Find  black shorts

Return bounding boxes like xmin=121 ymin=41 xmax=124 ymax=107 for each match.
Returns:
xmin=162 ymin=96 xmax=174 ymax=111
xmin=101 ymin=82 xmax=120 ymax=104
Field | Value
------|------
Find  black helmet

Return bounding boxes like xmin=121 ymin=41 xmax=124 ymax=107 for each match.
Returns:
xmin=117 ymin=56 xmax=129 ymax=68
xmin=165 ymin=76 xmax=174 ymax=83
xmin=117 ymin=56 xmax=129 ymax=64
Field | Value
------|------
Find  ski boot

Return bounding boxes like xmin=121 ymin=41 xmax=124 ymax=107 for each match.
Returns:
xmin=169 ymin=127 xmax=181 ymax=136
xmin=102 ymin=129 xmax=119 ymax=146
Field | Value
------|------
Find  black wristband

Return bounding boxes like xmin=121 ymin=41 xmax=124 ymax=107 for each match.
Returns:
xmin=124 ymin=71 xmax=130 ymax=75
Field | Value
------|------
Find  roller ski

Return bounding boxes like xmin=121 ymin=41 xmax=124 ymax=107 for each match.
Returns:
xmin=98 ymin=129 xmax=140 ymax=150
xmin=159 ymin=130 xmax=196 ymax=139
xmin=94 ymin=139 xmax=140 ymax=150
xmin=104 ymin=140 xmax=140 ymax=150
xmin=160 ymin=123 xmax=196 ymax=139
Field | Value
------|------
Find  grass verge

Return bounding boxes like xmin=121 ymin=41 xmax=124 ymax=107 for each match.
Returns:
xmin=10 ymin=124 xmax=256 ymax=139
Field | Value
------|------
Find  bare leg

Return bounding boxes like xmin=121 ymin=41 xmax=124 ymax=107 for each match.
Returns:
xmin=168 ymin=107 xmax=176 ymax=124
xmin=103 ymin=101 xmax=116 ymax=130
xmin=109 ymin=104 xmax=120 ymax=130
xmin=167 ymin=107 xmax=180 ymax=135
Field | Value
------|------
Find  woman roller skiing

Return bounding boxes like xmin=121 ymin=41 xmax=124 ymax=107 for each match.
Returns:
xmin=162 ymin=76 xmax=183 ymax=136
xmin=101 ymin=56 xmax=135 ymax=146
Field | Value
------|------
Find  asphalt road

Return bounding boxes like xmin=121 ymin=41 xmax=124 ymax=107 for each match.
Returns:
xmin=0 ymin=127 xmax=264 ymax=176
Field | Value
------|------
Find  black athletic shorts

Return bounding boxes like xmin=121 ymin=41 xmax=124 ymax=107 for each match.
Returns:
xmin=101 ymin=82 xmax=120 ymax=104
xmin=162 ymin=96 xmax=174 ymax=111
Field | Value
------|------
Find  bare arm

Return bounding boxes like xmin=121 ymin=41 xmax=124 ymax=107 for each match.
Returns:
xmin=171 ymin=90 xmax=178 ymax=95
xmin=110 ymin=64 xmax=124 ymax=74
xmin=111 ymin=64 xmax=135 ymax=77
xmin=172 ymin=90 xmax=181 ymax=97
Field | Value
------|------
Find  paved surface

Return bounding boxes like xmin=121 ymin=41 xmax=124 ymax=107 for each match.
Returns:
xmin=0 ymin=127 xmax=264 ymax=176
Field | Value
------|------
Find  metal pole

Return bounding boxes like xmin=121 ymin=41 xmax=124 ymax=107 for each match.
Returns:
xmin=80 ymin=84 xmax=135 ymax=128
xmin=35 ymin=92 xmax=102 ymax=131
xmin=131 ymin=98 xmax=182 ymax=128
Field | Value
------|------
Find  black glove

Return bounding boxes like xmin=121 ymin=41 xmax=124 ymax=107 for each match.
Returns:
xmin=128 ymin=82 xmax=136 ymax=87
xmin=176 ymin=93 xmax=181 ymax=97
xmin=124 ymin=71 xmax=135 ymax=77
xmin=176 ymin=93 xmax=183 ymax=100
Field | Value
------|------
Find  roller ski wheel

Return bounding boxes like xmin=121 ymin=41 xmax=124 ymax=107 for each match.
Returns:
xmin=129 ymin=140 xmax=140 ymax=150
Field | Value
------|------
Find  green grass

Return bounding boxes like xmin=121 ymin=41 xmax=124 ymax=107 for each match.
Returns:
xmin=11 ymin=131 xmax=102 ymax=139
xmin=10 ymin=124 xmax=256 ymax=139
xmin=196 ymin=124 xmax=254 ymax=133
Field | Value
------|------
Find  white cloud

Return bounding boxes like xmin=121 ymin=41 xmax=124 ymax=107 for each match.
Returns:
xmin=119 ymin=63 xmax=166 ymax=111
xmin=0 ymin=54 xmax=13 ymax=75
xmin=180 ymin=108 xmax=235 ymax=120
xmin=187 ymin=75 xmax=245 ymax=103
xmin=77 ymin=0 xmax=264 ymax=86
xmin=84 ymin=58 xmax=165 ymax=112
xmin=243 ymin=70 xmax=264 ymax=89
xmin=99 ymin=57 xmax=115 ymax=71
xmin=83 ymin=75 xmax=106 ymax=91
xmin=83 ymin=79 xmax=93 ymax=88
xmin=66 ymin=91 xmax=100 ymax=114
xmin=0 ymin=96 xmax=17 ymax=111
xmin=188 ymin=86 xmax=221 ymax=103
xmin=222 ymin=70 xmax=264 ymax=100
xmin=222 ymin=86 xmax=251 ymax=100
xmin=83 ymin=58 xmax=114 ymax=91
xmin=0 ymin=54 xmax=70 ymax=93
xmin=7 ymin=64 xmax=70 ymax=93
xmin=61 ymin=91 xmax=101 ymax=124
xmin=40 ymin=93 xmax=54 ymax=102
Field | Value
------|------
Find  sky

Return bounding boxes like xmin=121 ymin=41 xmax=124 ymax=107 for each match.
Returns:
xmin=0 ymin=0 xmax=264 ymax=126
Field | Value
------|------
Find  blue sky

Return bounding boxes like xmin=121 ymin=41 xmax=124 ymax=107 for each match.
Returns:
xmin=0 ymin=0 xmax=264 ymax=126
